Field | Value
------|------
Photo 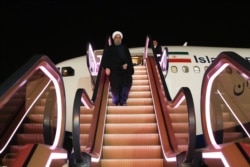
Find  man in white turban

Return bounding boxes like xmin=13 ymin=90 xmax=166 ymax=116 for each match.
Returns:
xmin=112 ymin=31 xmax=123 ymax=40
xmin=102 ymin=31 xmax=134 ymax=105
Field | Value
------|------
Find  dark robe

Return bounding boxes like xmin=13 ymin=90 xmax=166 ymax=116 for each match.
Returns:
xmin=152 ymin=45 xmax=163 ymax=62
xmin=102 ymin=44 xmax=134 ymax=82
xmin=102 ymin=44 xmax=134 ymax=104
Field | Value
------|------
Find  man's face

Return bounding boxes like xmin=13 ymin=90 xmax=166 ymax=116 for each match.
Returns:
xmin=114 ymin=35 xmax=122 ymax=45
xmin=153 ymin=40 xmax=157 ymax=46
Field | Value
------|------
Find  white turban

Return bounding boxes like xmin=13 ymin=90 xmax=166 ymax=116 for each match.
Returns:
xmin=112 ymin=31 xmax=123 ymax=39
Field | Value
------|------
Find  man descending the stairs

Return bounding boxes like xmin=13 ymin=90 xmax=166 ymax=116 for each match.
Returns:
xmin=102 ymin=30 xmax=134 ymax=106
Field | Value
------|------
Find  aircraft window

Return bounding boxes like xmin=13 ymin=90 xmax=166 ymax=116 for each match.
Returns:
xmin=182 ymin=66 xmax=189 ymax=73
xmin=171 ymin=66 xmax=178 ymax=73
xmin=193 ymin=66 xmax=200 ymax=73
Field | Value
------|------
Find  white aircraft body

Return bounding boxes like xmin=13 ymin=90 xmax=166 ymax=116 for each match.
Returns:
xmin=56 ymin=44 xmax=250 ymax=148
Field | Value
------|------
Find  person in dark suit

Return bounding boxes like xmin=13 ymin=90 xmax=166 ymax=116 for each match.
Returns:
xmin=102 ymin=31 xmax=134 ymax=106
xmin=152 ymin=40 xmax=163 ymax=62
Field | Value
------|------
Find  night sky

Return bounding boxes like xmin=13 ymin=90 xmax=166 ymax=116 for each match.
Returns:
xmin=1 ymin=1 xmax=250 ymax=83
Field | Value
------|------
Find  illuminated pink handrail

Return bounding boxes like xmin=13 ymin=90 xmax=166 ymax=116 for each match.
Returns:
xmin=0 ymin=55 xmax=67 ymax=165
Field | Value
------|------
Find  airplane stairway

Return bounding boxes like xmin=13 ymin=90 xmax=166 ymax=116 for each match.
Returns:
xmin=221 ymin=104 xmax=244 ymax=142
xmin=96 ymin=65 xmax=163 ymax=167
xmin=200 ymin=52 xmax=250 ymax=166
xmin=76 ymin=58 xmax=196 ymax=166
xmin=152 ymin=57 xmax=191 ymax=153
xmin=0 ymin=55 xmax=69 ymax=167
xmin=1 ymin=85 xmax=65 ymax=167
xmin=167 ymin=104 xmax=189 ymax=152
xmin=74 ymin=64 xmax=168 ymax=166
xmin=79 ymin=107 xmax=95 ymax=151
xmin=213 ymin=70 xmax=246 ymax=144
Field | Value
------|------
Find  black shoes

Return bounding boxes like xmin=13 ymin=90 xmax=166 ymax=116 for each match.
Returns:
xmin=119 ymin=102 xmax=127 ymax=106
xmin=112 ymin=102 xmax=119 ymax=106
xmin=111 ymin=102 xmax=127 ymax=106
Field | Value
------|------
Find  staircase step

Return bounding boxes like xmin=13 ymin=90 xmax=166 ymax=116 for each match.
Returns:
xmin=134 ymin=70 xmax=147 ymax=75
xmin=177 ymin=145 xmax=188 ymax=152
xmin=101 ymin=159 xmax=163 ymax=167
xmin=132 ymin=79 xmax=149 ymax=85
xmin=176 ymin=138 xmax=188 ymax=145
xmin=128 ymin=91 xmax=151 ymax=98
xmin=105 ymin=123 xmax=158 ymax=134
xmin=108 ymin=91 xmax=151 ymax=98
xmin=10 ymin=145 xmax=25 ymax=153
xmin=106 ymin=114 xmax=156 ymax=124
xmin=172 ymin=123 xmax=189 ymax=133
xmin=27 ymin=114 xmax=44 ymax=123
xmin=31 ymin=106 xmax=45 ymax=114
xmin=175 ymin=133 xmax=188 ymax=139
xmin=104 ymin=134 xmax=159 ymax=145
xmin=102 ymin=145 xmax=162 ymax=159
xmin=108 ymin=98 xmax=153 ymax=106
xmin=17 ymin=134 xmax=44 ymax=144
xmin=80 ymin=106 xmax=94 ymax=114
xmin=222 ymin=112 xmax=231 ymax=121
xmin=223 ymin=132 xmax=243 ymax=142
xmin=167 ymin=105 xmax=187 ymax=113
xmin=223 ymin=121 xmax=237 ymax=131
xmin=39 ymin=98 xmax=47 ymax=106
xmin=80 ymin=134 xmax=89 ymax=146
xmin=23 ymin=123 xmax=43 ymax=133
xmin=2 ymin=153 xmax=16 ymax=167
xmin=132 ymin=75 xmax=148 ymax=80
xmin=107 ymin=105 xmax=154 ymax=114
xmin=169 ymin=113 xmax=188 ymax=122
xmin=134 ymin=65 xmax=146 ymax=69
xmin=80 ymin=124 xmax=91 ymax=133
xmin=80 ymin=114 xmax=93 ymax=123
xmin=130 ymin=85 xmax=150 ymax=91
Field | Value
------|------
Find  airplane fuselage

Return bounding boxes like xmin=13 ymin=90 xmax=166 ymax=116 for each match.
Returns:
xmin=56 ymin=45 xmax=250 ymax=148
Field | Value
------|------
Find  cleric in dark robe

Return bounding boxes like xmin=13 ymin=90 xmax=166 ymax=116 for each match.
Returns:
xmin=102 ymin=31 xmax=134 ymax=105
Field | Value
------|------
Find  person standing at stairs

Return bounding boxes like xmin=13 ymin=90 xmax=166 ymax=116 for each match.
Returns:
xmin=152 ymin=39 xmax=163 ymax=62
xmin=102 ymin=31 xmax=134 ymax=106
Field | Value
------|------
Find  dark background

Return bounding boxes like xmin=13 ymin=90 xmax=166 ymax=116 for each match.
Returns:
xmin=1 ymin=1 xmax=250 ymax=83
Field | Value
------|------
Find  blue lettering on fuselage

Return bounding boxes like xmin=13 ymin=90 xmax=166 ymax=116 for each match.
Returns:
xmin=194 ymin=56 xmax=250 ymax=64
xmin=193 ymin=55 xmax=216 ymax=64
